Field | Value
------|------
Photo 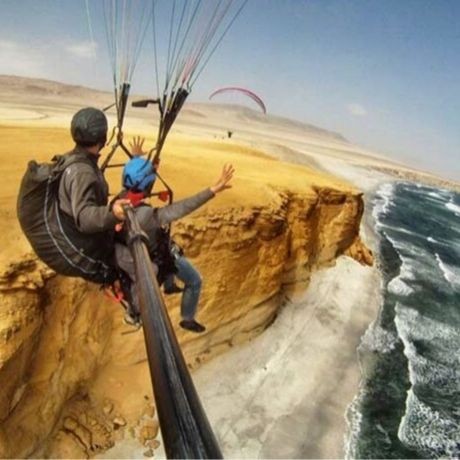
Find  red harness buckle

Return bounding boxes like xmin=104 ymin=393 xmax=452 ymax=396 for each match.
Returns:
xmin=126 ymin=190 xmax=145 ymax=207
xmin=103 ymin=282 xmax=125 ymax=303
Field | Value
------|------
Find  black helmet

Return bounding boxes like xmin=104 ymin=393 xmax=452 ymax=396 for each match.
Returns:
xmin=71 ymin=107 xmax=108 ymax=146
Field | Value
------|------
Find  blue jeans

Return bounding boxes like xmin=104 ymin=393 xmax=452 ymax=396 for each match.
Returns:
xmin=164 ymin=256 xmax=202 ymax=321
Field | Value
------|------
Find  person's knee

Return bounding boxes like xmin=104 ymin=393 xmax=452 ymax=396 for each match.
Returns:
xmin=188 ymin=272 xmax=202 ymax=290
xmin=176 ymin=258 xmax=202 ymax=289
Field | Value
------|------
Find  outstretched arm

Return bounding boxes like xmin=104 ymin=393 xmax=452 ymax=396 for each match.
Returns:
xmin=156 ymin=164 xmax=235 ymax=225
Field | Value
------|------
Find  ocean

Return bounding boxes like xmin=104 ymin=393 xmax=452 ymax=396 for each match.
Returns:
xmin=346 ymin=182 xmax=460 ymax=459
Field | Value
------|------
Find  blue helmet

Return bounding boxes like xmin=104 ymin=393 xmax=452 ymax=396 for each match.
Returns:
xmin=122 ymin=157 xmax=156 ymax=192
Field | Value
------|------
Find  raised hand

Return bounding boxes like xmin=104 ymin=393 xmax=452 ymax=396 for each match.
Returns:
xmin=210 ymin=164 xmax=235 ymax=194
xmin=129 ymin=136 xmax=146 ymax=156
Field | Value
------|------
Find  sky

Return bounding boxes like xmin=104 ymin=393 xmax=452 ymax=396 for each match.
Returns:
xmin=0 ymin=0 xmax=459 ymax=181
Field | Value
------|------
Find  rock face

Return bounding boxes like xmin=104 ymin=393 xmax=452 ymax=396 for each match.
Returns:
xmin=0 ymin=182 xmax=371 ymax=458
xmin=172 ymin=186 xmax=371 ymax=365
xmin=0 ymin=77 xmax=374 ymax=457
xmin=0 ymin=265 xmax=116 ymax=458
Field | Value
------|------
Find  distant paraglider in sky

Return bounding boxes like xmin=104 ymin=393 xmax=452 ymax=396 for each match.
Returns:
xmin=209 ymin=86 xmax=267 ymax=114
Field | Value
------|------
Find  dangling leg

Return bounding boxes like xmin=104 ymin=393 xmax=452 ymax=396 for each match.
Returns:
xmin=174 ymin=255 xmax=205 ymax=333
xmin=163 ymin=272 xmax=184 ymax=294
xmin=114 ymin=243 xmax=142 ymax=326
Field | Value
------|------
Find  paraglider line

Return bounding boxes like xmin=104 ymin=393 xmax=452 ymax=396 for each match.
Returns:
xmin=165 ymin=0 xmax=177 ymax=91
xmin=84 ymin=0 xmax=97 ymax=59
xmin=191 ymin=0 xmax=248 ymax=86
xmin=151 ymin=0 xmax=161 ymax=101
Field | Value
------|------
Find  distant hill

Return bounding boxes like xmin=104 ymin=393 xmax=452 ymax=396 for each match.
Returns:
xmin=1 ymin=75 xmax=457 ymax=190
xmin=0 ymin=75 xmax=112 ymax=98
xmin=0 ymin=75 xmax=347 ymax=143
xmin=0 ymin=75 xmax=114 ymax=107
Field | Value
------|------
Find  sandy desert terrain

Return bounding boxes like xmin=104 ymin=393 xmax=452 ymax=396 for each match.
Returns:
xmin=0 ymin=76 xmax=456 ymax=459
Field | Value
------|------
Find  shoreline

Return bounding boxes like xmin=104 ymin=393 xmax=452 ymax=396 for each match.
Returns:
xmin=98 ymin=170 xmax=386 ymax=460
xmin=189 ymin=163 xmax=388 ymax=459
xmin=0 ymin=78 xmax=407 ymax=458
xmin=344 ymin=185 xmax=385 ymax=459
xmin=192 ymin=255 xmax=381 ymax=459
xmin=345 ymin=182 xmax=460 ymax=459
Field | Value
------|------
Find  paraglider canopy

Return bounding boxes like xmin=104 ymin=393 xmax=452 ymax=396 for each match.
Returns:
xmin=209 ymin=86 xmax=267 ymax=114
xmin=86 ymin=0 xmax=249 ymax=166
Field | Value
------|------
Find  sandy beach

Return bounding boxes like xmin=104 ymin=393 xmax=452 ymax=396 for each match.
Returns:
xmin=189 ymin=160 xmax=386 ymax=459
xmin=193 ymin=256 xmax=381 ymax=459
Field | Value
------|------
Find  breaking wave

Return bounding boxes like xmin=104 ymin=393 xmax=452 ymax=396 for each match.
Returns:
xmin=435 ymin=253 xmax=460 ymax=291
xmin=347 ymin=182 xmax=460 ymax=459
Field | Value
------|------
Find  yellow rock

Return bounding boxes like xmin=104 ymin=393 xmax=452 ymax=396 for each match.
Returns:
xmin=102 ymin=400 xmax=114 ymax=415
xmin=139 ymin=421 xmax=159 ymax=445
xmin=0 ymin=104 xmax=371 ymax=458
xmin=150 ymin=439 xmax=161 ymax=450
xmin=112 ymin=416 xmax=127 ymax=428
xmin=142 ymin=404 xmax=156 ymax=419
xmin=143 ymin=448 xmax=154 ymax=457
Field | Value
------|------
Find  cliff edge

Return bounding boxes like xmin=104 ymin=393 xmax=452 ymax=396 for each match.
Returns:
xmin=0 ymin=123 xmax=372 ymax=458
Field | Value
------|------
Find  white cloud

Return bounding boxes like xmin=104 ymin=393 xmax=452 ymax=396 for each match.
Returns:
xmin=0 ymin=40 xmax=47 ymax=76
xmin=65 ymin=41 xmax=97 ymax=59
xmin=0 ymin=38 xmax=102 ymax=83
xmin=0 ymin=40 xmax=18 ymax=51
xmin=347 ymin=103 xmax=368 ymax=117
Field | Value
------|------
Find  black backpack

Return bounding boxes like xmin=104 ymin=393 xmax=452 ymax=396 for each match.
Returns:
xmin=17 ymin=154 xmax=118 ymax=284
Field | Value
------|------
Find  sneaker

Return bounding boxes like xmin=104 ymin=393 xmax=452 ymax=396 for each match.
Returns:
xmin=121 ymin=300 xmax=142 ymax=328
xmin=164 ymin=284 xmax=184 ymax=295
xmin=179 ymin=319 xmax=206 ymax=333
xmin=123 ymin=311 xmax=142 ymax=329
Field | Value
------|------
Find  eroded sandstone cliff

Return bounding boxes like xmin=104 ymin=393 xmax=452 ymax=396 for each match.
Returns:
xmin=0 ymin=180 xmax=371 ymax=458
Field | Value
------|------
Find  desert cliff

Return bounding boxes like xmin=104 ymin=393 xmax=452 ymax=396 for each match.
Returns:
xmin=0 ymin=77 xmax=372 ymax=458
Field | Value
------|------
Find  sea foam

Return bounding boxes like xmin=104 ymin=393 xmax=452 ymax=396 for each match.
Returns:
xmin=387 ymin=277 xmax=414 ymax=296
xmin=384 ymin=233 xmax=418 ymax=281
xmin=445 ymin=198 xmax=460 ymax=216
xmin=435 ymin=253 xmax=460 ymax=291
xmin=398 ymin=390 xmax=460 ymax=458
xmin=359 ymin=320 xmax=398 ymax=354
xmin=395 ymin=304 xmax=460 ymax=386
xmin=395 ymin=305 xmax=460 ymax=457
xmin=372 ymin=183 xmax=394 ymax=223
xmin=352 ymin=182 xmax=460 ymax=458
